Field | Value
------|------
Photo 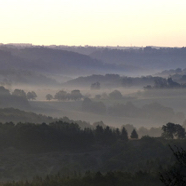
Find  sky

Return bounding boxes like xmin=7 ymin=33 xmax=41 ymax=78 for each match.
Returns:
xmin=0 ymin=0 xmax=186 ymax=47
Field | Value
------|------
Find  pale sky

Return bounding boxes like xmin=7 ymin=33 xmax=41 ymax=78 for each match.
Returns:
xmin=0 ymin=0 xmax=186 ymax=47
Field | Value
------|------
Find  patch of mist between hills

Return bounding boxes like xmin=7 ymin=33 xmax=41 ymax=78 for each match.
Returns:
xmin=29 ymin=99 xmax=172 ymax=129
xmin=133 ymin=94 xmax=186 ymax=114
xmin=30 ymin=104 xmax=165 ymax=129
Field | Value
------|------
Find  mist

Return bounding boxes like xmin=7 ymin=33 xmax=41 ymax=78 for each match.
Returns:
xmin=1 ymin=44 xmax=186 ymax=130
xmin=0 ymin=44 xmax=186 ymax=184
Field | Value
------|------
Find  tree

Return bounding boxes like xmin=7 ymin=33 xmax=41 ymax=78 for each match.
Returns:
xmin=70 ymin=90 xmax=82 ymax=100
xmin=0 ymin=86 xmax=10 ymax=96
xmin=12 ymin=89 xmax=26 ymax=98
xmin=120 ymin=127 xmax=128 ymax=141
xmin=54 ymin=90 xmax=67 ymax=100
xmin=122 ymin=124 xmax=135 ymax=135
xmin=162 ymin=122 xmax=175 ymax=139
xmin=26 ymin=91 xmax=37 ymax=100
xmin=130 ymin=129 xmax=138 ymax=139
xmin=46 ymin=94 xmax=53 ymax=101
xmin=109 ymin=90 xmax=123 ymax=99
xmin=162 ymin=122 xmax=185 ymax=139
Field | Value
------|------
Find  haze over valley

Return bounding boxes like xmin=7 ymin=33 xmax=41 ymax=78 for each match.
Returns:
xmin=0 ymin=44 xmax=186 ymax=130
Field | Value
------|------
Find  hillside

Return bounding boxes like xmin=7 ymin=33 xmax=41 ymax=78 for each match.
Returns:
xmin=89 ymin=47 xmax=186 ymax=71
xmin=0 ymin=46 xmax=132 ymax=79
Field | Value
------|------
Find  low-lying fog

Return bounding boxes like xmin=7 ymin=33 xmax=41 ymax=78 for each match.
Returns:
xmin=9 ymin=84 xmax=184 ymax=129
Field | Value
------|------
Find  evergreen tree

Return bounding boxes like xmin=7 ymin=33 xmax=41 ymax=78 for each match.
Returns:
xmin=130 ymin=129 xmax=138 ymax=139
xmin=121 ymin=127 xmax=128 ymax=141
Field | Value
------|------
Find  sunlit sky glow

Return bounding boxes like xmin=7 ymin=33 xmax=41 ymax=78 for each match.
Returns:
xmin=0 ymin=0 xmax=186 ymax=47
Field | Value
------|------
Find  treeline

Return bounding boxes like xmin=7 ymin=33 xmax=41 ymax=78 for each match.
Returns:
xmin=0 ymin=86 xmax=31 ymax=109
xmin=144 ymin=77 xmax=186 ymax=89
xmin=0 ymin=107 xmax=164 ymax=137
xmin=0 ymin=121 xmax=130 ymax=153
xmin=0 ymin=107 xmax=183 ymax=139
xmin=0 ymin=107 xmax=92 ymax=128
xmin=64 ymin=74 xmax=162 ymax=88
xmin=47 ymin=89 xmax=133 ymax=101
xmin=64 ymin=73 xmax=186 ymax=89
xmin=0 ymin=86 xmax=37 ymax=100
xmin=3 ymin=171 xmax=162 ymax=186
xmin=46 ymin=89 xmax=83 ymax=101
xmin=0 ymin=120 xmax=185 ymax=153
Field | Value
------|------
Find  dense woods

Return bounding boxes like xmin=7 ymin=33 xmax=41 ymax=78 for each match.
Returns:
xmin=0 ymin=121 xmax=129 ymax=153
xmin=0 ymin=120 xmax=185 ymax=185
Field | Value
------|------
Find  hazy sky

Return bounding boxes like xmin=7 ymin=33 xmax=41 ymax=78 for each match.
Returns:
xmin=0 ymin=0 xmax=186 ymax=47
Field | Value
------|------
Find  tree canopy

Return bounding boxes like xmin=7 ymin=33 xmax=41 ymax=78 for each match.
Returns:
xmin=26 ymin=91 xmax=37 ymax=100
xmin=162 ymin=122 xmax=185 ymax=139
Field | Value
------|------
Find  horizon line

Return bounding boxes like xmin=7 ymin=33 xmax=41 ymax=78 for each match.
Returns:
xmin=0 ymin=43 xmax=184 ymax=49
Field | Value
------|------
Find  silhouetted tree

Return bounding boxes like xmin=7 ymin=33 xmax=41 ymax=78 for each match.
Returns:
xmin=12 ymin=89 xmax=26 ymax=98
xmin=70 ymin=90 xmax=83 ymax=100
xmin=130 ymin=129 xmax=138 ymax=139
xmin=26 ymin=91 xmax=37 ymax=100
xmin=162 ymin=122 xmax=185 ymax=139
xmin=122 ymin=124 xmax=135 ymax=135
xmin=46 ymin=94 xmax=53 ymax=101
xmin=109 ymin=90 xmax=123 ymax=99
xmin=54 ymin=90 xmax=67 ymax=100
xmin=120 ymin=127 xmax=128 ymax=141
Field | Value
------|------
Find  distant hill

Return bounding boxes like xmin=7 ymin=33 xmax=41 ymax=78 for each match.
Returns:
xmin=0 ymin=107 xmax=92 ymax=128
xmin=1 ymin=45 xmax=186 ymax=83
xmin=0 ymin=46 xmax=134 ymax=77
xmin=0 ymin=108 xmax=53 ymax=123
xmin=63 ymin=74 xmax=162 ymax=88
xmin=89 ymin=47 xmax=186 ymax=71
xmin=0 ymin=69 xmax=59 ymax=87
